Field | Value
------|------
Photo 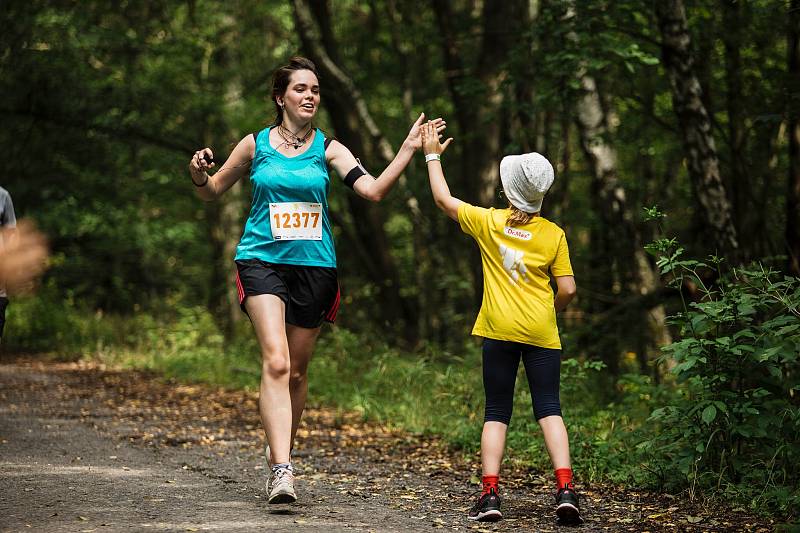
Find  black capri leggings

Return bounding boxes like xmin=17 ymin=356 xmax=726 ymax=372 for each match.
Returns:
xmin=482 ymin=338 xmax=562 ymax=424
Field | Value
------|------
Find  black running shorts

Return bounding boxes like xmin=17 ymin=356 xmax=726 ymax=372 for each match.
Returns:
xmin=234 ymin=259 xmax=340 ymax=328
xmin=482 ymin=338 xmax=562 ymax=422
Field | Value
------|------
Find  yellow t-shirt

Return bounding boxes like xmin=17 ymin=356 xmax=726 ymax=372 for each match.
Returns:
xmin=458 ymin=203 xmax=573 ymax=349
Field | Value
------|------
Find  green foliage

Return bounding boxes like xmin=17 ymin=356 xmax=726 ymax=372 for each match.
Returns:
xmin=4 ymin=0 xmax=795 ymax=348
xmin=6 ymin=283 xmax=123 ymax=358
xmin=6 ymin=288 xmax=261 ymax=389
xmin=640 ymin=211 xmax=800 ymax=516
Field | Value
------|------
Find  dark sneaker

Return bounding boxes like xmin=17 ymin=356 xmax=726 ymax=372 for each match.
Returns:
xmin=468 ymin=488 xmax=502 ymax=522
xmin=555 ymin=484 xmax=582 ymax=524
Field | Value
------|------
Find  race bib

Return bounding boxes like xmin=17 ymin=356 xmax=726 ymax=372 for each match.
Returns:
xmin=269 ymin=202 xmax=323 ymax=240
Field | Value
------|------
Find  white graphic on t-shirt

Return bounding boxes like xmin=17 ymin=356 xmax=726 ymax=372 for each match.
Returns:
xmin=499 ymin=244 xmax=529 ymax=285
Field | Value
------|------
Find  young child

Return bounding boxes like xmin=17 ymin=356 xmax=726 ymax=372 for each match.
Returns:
xmin=420 ymin=122 xmax=581 ymax=524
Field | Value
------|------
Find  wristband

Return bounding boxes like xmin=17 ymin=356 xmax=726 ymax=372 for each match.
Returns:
xmin=425 ymin=153 xmax=441 ymax=162
xmin=192 ymin=174 xmax=209 ymax=187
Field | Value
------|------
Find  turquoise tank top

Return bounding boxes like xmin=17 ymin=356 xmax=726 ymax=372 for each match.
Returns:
xmin=234 ymin=127 xmax=337 ymax=268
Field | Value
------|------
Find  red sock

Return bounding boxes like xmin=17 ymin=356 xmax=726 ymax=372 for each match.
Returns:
xmin=555 ymin=468 xmax=573 ymax=490
xmin=481 ymin=474 xmax=499 ymax=496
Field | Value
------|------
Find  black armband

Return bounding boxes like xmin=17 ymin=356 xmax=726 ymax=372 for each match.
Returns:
xmin=343 ymin=160 xmax=368 ymax=189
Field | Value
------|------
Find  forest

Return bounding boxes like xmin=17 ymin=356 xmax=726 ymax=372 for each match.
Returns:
xmin=2 ymin=0 xmax=799 ymax=522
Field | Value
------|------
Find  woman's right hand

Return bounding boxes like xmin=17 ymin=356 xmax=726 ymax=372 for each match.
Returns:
xmin=189 ymin=148 xmax=215 ymax=184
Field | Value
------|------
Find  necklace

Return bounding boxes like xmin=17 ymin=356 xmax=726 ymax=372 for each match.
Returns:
xmin=277 ymin=123 xmax=313 ymax=149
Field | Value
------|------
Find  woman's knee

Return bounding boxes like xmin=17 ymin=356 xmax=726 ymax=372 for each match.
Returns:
xmin=262 ymin=349 xmax=290 ymax=378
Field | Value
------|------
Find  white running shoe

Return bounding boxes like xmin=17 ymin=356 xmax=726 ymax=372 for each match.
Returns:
xmin=268 ymin=464 xmax=296 ymax=504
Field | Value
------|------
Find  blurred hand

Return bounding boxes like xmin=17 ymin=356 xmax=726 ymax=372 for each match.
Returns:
xmin=421 ymin=120 xmax=453 ymax=156
xmin=0 ymin=220 xmax=49 ymax=294
xmin=404 ymin=113 xmax=447 ymax=151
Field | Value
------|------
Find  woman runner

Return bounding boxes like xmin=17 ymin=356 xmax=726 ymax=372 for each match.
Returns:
xmin=188 ymin=56 xmax=445 ymax=504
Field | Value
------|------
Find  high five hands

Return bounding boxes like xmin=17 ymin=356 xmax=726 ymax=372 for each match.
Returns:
xmin=421 ymin=120 xmax=454 ymax=156
xmin=406 ymin=113 xmax=448 ymax=151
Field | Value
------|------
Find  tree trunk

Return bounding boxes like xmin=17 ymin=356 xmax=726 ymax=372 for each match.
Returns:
xmin=788 ymin=0 xmax=800 ymax=277
xmin=432 ymin=0 xmax=527 ymax=309
xmin=574 ymin=71 xmax=670 ymax=375
xmin=560 ymin=1 xmax=669 ymax=375
xmin=188 ymin=17 xmax=232 ymax=335
xmin=655 ymin=0 xmax=739 ymax=259
xmin=430 ymin=0 xmax=484 ymax=308
xmin=192 ymin=10 xmax=247 ymax=340
xmin=432 ymin=0 xmax=528 ymax=206
xmin=292 ymin=0 xmax=418 ymax=343
xmin=722 ymin=0 xmax=746 ymax=227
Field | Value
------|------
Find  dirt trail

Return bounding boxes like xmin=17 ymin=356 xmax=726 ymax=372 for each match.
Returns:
xmin=0 ymin=358 xmax=775 ymax=532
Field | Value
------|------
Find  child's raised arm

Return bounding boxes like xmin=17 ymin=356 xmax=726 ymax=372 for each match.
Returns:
xmin=421 ymin=121 xmax=461 ymax=221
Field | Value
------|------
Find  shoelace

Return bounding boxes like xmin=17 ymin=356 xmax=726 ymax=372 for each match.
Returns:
xmin=558 ymin=484 xmax=576 ymax=496
xmin=469 ymin=487 xmax=499 ymax=504
xmin=272 ymin=466 xmax=293 ymax=482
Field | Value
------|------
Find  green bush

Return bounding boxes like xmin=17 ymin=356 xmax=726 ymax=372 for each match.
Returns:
xmin=5 ymin=283 xmax=118 ymax=358
xmin=641 ymin=208 xmax=800 ymax=516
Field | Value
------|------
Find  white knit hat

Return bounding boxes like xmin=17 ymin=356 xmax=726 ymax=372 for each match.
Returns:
xmin=499 ymin=152 xmax=554 ymax=213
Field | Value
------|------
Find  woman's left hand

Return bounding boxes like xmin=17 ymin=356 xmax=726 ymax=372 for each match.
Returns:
xmin=405 ymin=112 xmax=447 ymax=151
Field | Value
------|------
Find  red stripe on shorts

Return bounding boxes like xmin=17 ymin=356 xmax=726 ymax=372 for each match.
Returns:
xmin=235 ymin=271 xmax=244 ymax=304
xmin=325 ymin=285 xmax=341 ymax=322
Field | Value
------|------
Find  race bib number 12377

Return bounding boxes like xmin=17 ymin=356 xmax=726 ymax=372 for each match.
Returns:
xmin=269 ymin=202 xmax=323 ymax=240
